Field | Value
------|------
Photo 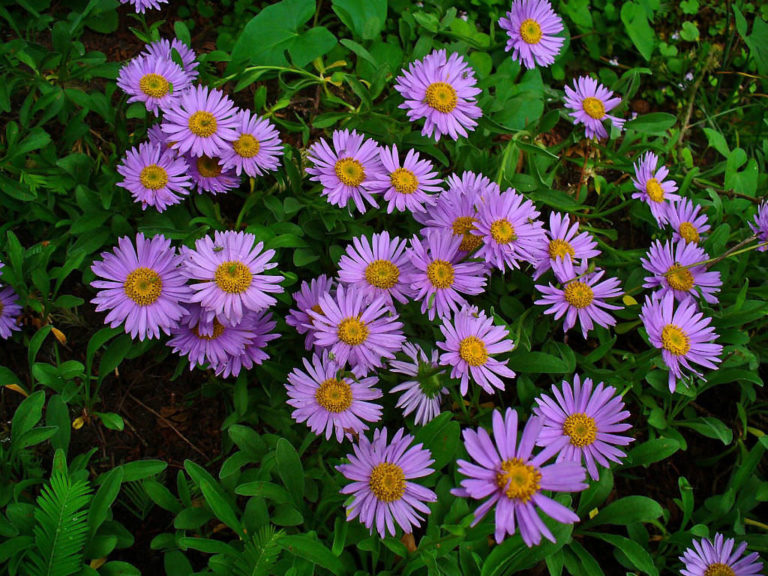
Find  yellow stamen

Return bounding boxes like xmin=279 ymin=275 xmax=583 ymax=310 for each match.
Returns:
xmin=426 ymin=260 xmax=455 ymax=289
xmin=490 ymin=219 xmax=516 ymax=244
xmin=196 ymin=156 xmax=222 ymax=178
xmin=563 ymin=413 xmax=598 ymax=447
xmin=582 ymin=97 xmax=605 ymax=120
xmin=703 ymin=563 xmax=736 ymax=576
xmin=334 ymin=157 xmax=365 ymax=187
xmin=337 ymin=317 xmax=369 ymax=346
xmin=214 ymin=261 xmax=252 ymax=294
xmin=563 ymin=281 xmax=594 ymax=309
xmin=497 ymin=458 xmax=541 ymax=502
xmin=123 ymin=267 xmax=162 ymax=306
xmin=452 ymin=216 xmax=483 ymax=252
xmin=139 ymin=164 xmax=169 ymax=190
xmin=665 ymin=264 xmax=695 ymax=292
xmin=425 ymin=82 xmax=458 ymax=113
xmin=661 ymin=324 xmax=690 ymax=356
xmin=365 ymin=260 xmax=400 ymax=289
xmin=193 ymin=319 xmax=225 ymax=340
xmin=519 ymin=19 xmax=543 ymax=44
xmin=188 ymin=111 xmax=218 ymax=137
xmin=459 ymin=336 xmax=488 ymax=367
xmin=679 ymin=222 xmax=700 ymax=244
xmin=369 ymin=462 xmax=406 ymax=502
xmin=390 ymin=168 xmax=419 ymax=194
xmin=233 ymin=133 xmax=260 ymax=158
xmin=315 ymin=378 xmax=353 ymax=413
xmin=646 ymin=178 xmax=664 ymax=203
xmin=548 ymin=239 xmax=575 ymax=260
xmin=139 ymin=73 xmax=170 ymax=98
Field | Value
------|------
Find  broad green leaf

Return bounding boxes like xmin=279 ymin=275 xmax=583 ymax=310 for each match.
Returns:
xmin=332 ymin=0 xmax=387 ymax=40
xmin=620 ymin=1 xmax=655 ymax=60
xmin=590 ymin=533 xmax=658 ymax=575
xmin=275 ymin=438 xmax=305 ymax=503
xmin=626 ymin=112 xmax=677 ymax=134
xmin=278 ymin=533 xmax=346 ymax=574
xmin=121 ymin=460 xmax=167 ymax=483
xmin=583 ymin=495 xmax=663 ymax=527
xmin=626 ymin=437 xmax=680 ymax=467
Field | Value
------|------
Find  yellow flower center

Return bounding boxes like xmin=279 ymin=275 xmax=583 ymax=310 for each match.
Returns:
xmin=548 ymin=239 xmax=576 ymax=260
xmin=520 ymin=18 xmax=543 ymax=44
xmin=490 ymin=219 xmax=516 ymax=244
xmin=315 ymin=378 xmax=353 ymax=413
xmin=452 ymin=216 xmax=483 ymax=252
xmin=425 ymin=82 xmax=458 ymax=113
xmin=233 ymin=133 xmax=260 ymax=158
xmin=426 ymin=260 xmax=455 ymax=289
xmin=214 ymin=261 xmax=252 ymax=294
xmin=365 ymin=260 xmax=400 ymax=289
xmin=497 ymin=458 xmax=541 ymax=502
xmin=563 ymin=413 xmax=598 ymax=447
xmin=123 ymin=267 xmax=163 ymax=306
xmin=661 ymin=324 xmax=690 ymax=356
xmin=334 ymin=157 xmax=366 ymax=187
xmin=139 ymin=73 xmax=170 ymax=98
xmin=368 ymin=462 xmax=406 ymax=503
xmin=196 ymin=156 xmax=222 ymax=178
xmin=704 ymin=564 xmax=736 ymax=576
xmin=337 ymin=317 xmax=369 ymax=346
xmin=459 ymin=336 xmax=488 ymax=367
xmin=390 ymin=167 xmax=419 ymax=194
xmin=582 ymin=97 xmax=605 ymax=120
xmin=188 ymin=111 xmax=218 ymax=138
xmin=646 ymin=178 xmax=664 ymax=203
xmin=139 ymin=164 xmax=169 ymax=190
xmin=193 ymin=319 xmax=225 ymax=340
xmin=665 ymin=264 xmax=695 ymax=292
xmin=563 ymin=281 xmax=594 ymax=309
xmin=679 ymin=222 xmax=700 ymax=244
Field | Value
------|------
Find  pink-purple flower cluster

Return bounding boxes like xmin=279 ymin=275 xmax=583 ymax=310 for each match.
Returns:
xmin=0 ymin=259 xmax=21 ymax=340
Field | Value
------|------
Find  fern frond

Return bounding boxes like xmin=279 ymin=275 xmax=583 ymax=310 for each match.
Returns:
xmin=235 ymin=525 xmax=285 ymax=576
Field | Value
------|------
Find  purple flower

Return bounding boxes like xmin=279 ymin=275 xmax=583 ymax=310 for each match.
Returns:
xmin=187 ymin=154 xmax=240 ymax=194
xmin=215 ymin=310 xmax=280 ymax=378
xmin=408 ymin=232 xmax=487 ymax=321
xmin=337 ymin=231 xmax=415 ymax=308
xmin=285 ymin=274 xmax=335 ymax=351
xmin=680 ymin=533 xmax=763 ymax=576
xmin=640 ymin=292 xmax=723 ymax=392
xmin=162 ymin=86 xmax=239 ymax=157
xmin=308 ymin=285 xmax=405 ymax=377
xmin=0 ymin=287 xmax=22 ymax=339
xmin=116 ymin=54 xmax=191 ymax=116
xmin=91 ymin=234 xmax=191 ymax=340
xmin=183 ymin=230 xmax=284 ymax=326
xmin=285 ymin=351 xmax=382 ymax=442
xmin=389 ymin=343 xmax=449 ymax=426
xmin=337 ymin=427 xmax=437 ymax=538
xmin=531 ymin=212 xmax=601 ymax=279
xmin=641 ymin=239 xmax=721 ymax=305
xmin=143 ymin=38 xmax=199 ymax=80
xmin=631 ymin=152 xmax=680 ymax=225
xmin=750 ymin=202 xmax=768 ymax=251
xmin=119 ymin=0 xmax=168 ymax=14
xmin=533 ymin=374 xmax=633 ymax=480
xmin=453 ymin=408 xmax=588 ymax=545
xmin=665 ymin=198 xmax=710 ymax=245
xmin=498 ymin=0 xmax=565 ymax=69
xmin=117 ymin=142 xmax=192 ymax=212
xmin=367 ymin=144 xmax=442 ymax=214
xmin=306 ymin=129 xmax=382 ymax=214
xmin=394 ymin=49 xmax=482 ymax=141
xmin=220 ymin=109 xmax=283 ymax=177
xmin=564 ymin=76 xmax=624 ymax=139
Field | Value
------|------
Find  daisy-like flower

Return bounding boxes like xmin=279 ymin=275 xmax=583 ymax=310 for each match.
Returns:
xmin=498 ymin=0 xmax=565 ymax=69
xmin=641 ymin=239 xmax=722 ymax=304
xmin=306 ymin=129 xmax=382 ymax=214
xmin=437 ymin=307 xmax=515 ymax=395
xmin=531 ymin=212 xmax=601 ymax=279
xmin=394 ymin=49 xmax=482 ymax=141
xmin=408 ymin=232 xmax=487 ymax=321
xmin=143 ymin=37 xmax=199 ymax=80
xmin=680 ymin=533 xmax=763 ymax=576
xmin=220 ymin=109 xmax=283 ymax=178
xmin=631 ymin=151 xmax=680 ymax=225
xmin=147 ymin=124 xmax=170 ymax=147
xmin=119 ymin=0 xmax=168 ymax=13
xmin=639 ymin=292 xmax=723 ymax=392
xmin=215 ymin=310 xmax=280 ymax=378
xmin=309 ymin=285 xmax=405 ymax=377
xmin=750 ymin=202 xmax=768 ymax=251
xmin=0 ymin=287 xmax=22 ymax=339
xmin=337 ymin=427 xmax=437 ymax=538
xmin=337 ymin=232 xmax=415 ymax=307
xmin=285 ymin=351 xmax=383 ymax=442
xmin=285 ymin=274 xmax=335 ymax=350
xmin=117 ymin=142 xmax=191 ymax=212
xmin=187 ymin=154 xmax=240 ymax=194
xmin=367 ymin=144 xmax=442 ymax=214
xmin=664 ymin=198 xmax=711 ymax=245
xmin=389 ymin=343 xmax=449 ymax=426
xmin=535 ymin=258 xmax=623 ymax=338
xmin=453 ymin=408 xmax=588 ymax=546
xmin=473 ymin=186 xmax=544 ymax=272
xmin=116 ymin=54 xmax=191 ymax=116
xmin=162 ymin=85 xmax=239 ymax=157
xmin=183 ymin=230 xmax=284 ymax=326
xmin=533 ymin=374 xmax=633 ymax=480
xmin=564 ymin=76 xmax=625 ymax=140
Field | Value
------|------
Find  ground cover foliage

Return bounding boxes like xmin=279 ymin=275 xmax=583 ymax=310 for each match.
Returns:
xmin=1 ymin=0 xmax=768 ymax=574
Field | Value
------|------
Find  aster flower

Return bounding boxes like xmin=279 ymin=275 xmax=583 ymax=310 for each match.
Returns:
xmin=498 ymin=0 xmax=565 ymax=69
xmin=665 ymin=198 xmax=711 ymax=245
xmin=534 ymin=258 xmax=623 ymax=338
xmin=117 ymin=142 xmax=192 ymax=212
xmin=389 ymin=343 xmax=449 ymax=426
xmin=639 ymin=292 xmax=723 ymax=392
xmin=306 ymin=129 xmax=382 ymax=214
xmin=119 ymin=0 xmax=169 ymax=13
xmin=437 ymin=307 xmax=515 ymax=395
xmin=564 ymin=76 xmax=625 ymax=140
xmin=309 ymin=285 xmax=405 ymax=377
xmin=641 ymin=239 xmax=721 ymax=305
xmin=91 ymin=234 xmax=191 ymax=340
xmin=408 ymin=232 xmax=487 ymax=321
xmin=337 ymin=427 xmax=437 ymax=538
xmin=337 ymin=231 xmax=415 ymax=307
xmin=285 ymin=274 xmax=335 ymax=350
xmin=214 ymin=310 xmax=280 ymax=378
xmin=367 ymin=144 xmax=442 ymax=214
xmin=531 ymin=212 xmax=601 ymax=279
xmin=143 ymin=37 xmax=199 ymax=79
xmin=473 ymin=186 xmax=544 ymax=272
xmin=187 ymin=154 xmax=240 ymax=194
xmin=750 ymin=202 xmax=768 ymax=251
xmin=453 ymin=408 xmax=588 ymax=545
xmin=631 ymin=152 xmax=680 ymax=224
xmin=161 ymin=85 xmax=239 ymax=157
xmin=116 ymin=54 xmax=191 ymax=116
xmin=0 ymin=287 xmax=22 ymax=339
xmin=680 ymin=533 xmax=763 ymax=576
xmin=183 ymin=230 xmax=284 ymax=326
xmin=394 ymin=49 xmax=482 ymax=141
xmin=220 ymin=109 xmax=283 ymax=178
xmin=533 ymin=374 xmax=633 ymax=480
xmin=285 ymin=351 xmax=383 ymax=442
xmin=147 ymin=124 xmax=170 ymax=147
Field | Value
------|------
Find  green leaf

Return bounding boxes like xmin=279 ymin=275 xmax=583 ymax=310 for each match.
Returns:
xmin=627 ymin=437 xmax=680 ymax=467
xmin=235 ymin=481 xmax=291 ymax=504
xmin=86 ymin=326 xmax=121 ymax=376
xmin=98 ymin=335 xmax=132 ymax=382
xmin=506 ymin=351 xmax=569 ymax=373
xmin=680 ymin=21 xmax=700 ymax=42
xmin=481 ymin=519 xmax=572 ymax=576
xmin=199 ymin=478 xmax=243 ymax=535
xmin=275 ymin=438 xmax=304 ymax=503
xmin=278 ymin=533 xmax=346 ymax=574
xmin=120 ymin=460 xmax=167 ymax=483
xmin=626 ymin=113 xmax=677 ymax=134
xmin=11 ymin=390 xmax=45 ymax=442
xmin=620 ymin=1 xmax=655 ymax=60
xmin=332 ymin=0 xmax=387 ymax=40
xmin=87 ymin=467 xmax=124 ymax=546
xmin=95 ymin=412 xmax=125 ymax=431
xmin=679 ymin=417 xmax=733 ymax=445
xmin=45 ymin=395 xmax=71 ymax=452
xmin=15 ymin=426 xmax=59 ymax=451
xmin=99 ymin=561 xmax=141 ymax=576
xmin=590 ymin=533 xmax=658 ymax=575
xmin=28 ymin=325 xmax=53 ymax=369
xmin=143 ymin=479 xmax=182 ymax=514
xmin=583 ymin=495 xmax=663 ymax=527
xmin=413 ymin=413 xmax=460 ymax=471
